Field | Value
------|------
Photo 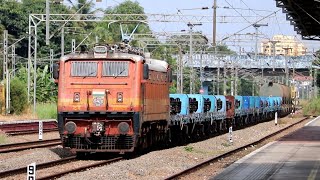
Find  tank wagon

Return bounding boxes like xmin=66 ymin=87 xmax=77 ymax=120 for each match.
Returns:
xmin=259 ymin=82 xmax=294 ymax=117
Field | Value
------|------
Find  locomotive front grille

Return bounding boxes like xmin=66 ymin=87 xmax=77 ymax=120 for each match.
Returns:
xmin=64 ymin=135 xmax=134 ymax=151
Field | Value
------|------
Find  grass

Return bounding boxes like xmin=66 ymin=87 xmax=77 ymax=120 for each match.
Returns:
xmin=0 ymin=133 xmax=7 ymax=144
xmin=184 ymin=146 xmax=194 ymax=152
xmin=36 ymin=103 xmax=57 ymax=119
xmin=302 ymin=98 xmax=320 ymax=116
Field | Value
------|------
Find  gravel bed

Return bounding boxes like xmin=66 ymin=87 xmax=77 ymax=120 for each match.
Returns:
xmin=57 ymin=114 xmax=309 ymax=180
xmin=0 ymin=131 xmax=60 ymax=145
xmin=0 ymin=145 xmax=73 ymax=174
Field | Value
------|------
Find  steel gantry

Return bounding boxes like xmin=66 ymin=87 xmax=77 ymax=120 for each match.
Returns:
xmin=132 ymin=32 xmax=208 ymax=94
xmin=27 ymin=12 xmax=308 ymax=112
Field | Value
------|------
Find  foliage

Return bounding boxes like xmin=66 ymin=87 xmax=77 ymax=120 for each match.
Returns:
xmin=15 ymin=65 xmax=57 ymax=103
xmin=36 ymin=103 xmax=57 ymax=119
xmin=184 ymin=146 xmax=194 ymax=152
xmin=10 ymin=77 xmax=28 ymax=114
xmin=93 ymin=1 xmax=150 ymax=45
xmin=0 ymin=0 xmax=72 ymax=60
xmin=303 ymin=98 xmax=320 ymax=116
xmin=238 ymin=78 xmax=256 ymax=96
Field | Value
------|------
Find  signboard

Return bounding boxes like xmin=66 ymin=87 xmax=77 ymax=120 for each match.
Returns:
xmin=39 ymin=121 xmax=43 ymax=140
xmin=228 ymin=126 xmax=233 ymax=143
xmin=27 ymin=162 xmax=36 ymax=180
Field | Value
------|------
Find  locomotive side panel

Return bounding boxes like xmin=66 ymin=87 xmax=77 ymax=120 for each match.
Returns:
xmin=143 ymin=70 xmax=170 ymax=122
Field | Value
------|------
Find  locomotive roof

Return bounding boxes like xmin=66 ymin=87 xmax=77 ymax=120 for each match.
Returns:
xmin=60 ymin=52 xmax=168 ymax=72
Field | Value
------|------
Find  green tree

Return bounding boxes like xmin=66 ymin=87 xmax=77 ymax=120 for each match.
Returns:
xmin=15 ymin=65 xmax=57 ymax=103
xmin=93 ymin=0 xmax=150 ymax=44
xmin=10 ymin=77 xmax=28 ymax=114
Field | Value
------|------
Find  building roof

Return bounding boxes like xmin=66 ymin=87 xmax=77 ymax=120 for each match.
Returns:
xmin=275 ymin=0 xmax=320 ymax=40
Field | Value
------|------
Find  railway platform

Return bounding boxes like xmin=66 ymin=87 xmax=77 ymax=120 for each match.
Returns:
xmin=213 ymin=116 xmax=320 ymax=180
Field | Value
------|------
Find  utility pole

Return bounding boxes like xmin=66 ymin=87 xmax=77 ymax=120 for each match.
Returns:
xmin=283 ymin=47 xmax=292 ymax=86
xmin=314 ymin=68 xmax=318 ymax=97
xmin=11 ymin=45 xmax=15 ymax=77
xmin=189 ymin=25 xmax=194 ymax=94
xmin=61 ymin=27 xmax=64 ymax=56
xmin=252 ymin=79 xmax=255 ymax=96
xmin=235 ymin=66 xmax=238 ymax=95
xmin=223 ymin=62 xmax=227 ymax=95
xmin=177 ymin=45 xmax=183 ymax=93
xmin=200 ymin=48 xmax=204 ymax=92
xmin=213 ymin=0 xmax=218 ymax=95
xmin=50 ymin=49 xmax=53 ymax=79
xmin=187 ymin=22 xmax=202 ymax=94
xmin=3 ymin=30 xmax=8 ymax=114
xmin=3 ymin=30 xmax=8 ymax=81
xmin=46 ymin=0 xmax=50 ymax=45
xmin=230 ymin=61 xmax=234 ymax=96
xmin=270 ymin=40 xmax=279 ymax=71
xmin=253 ymin=23 xmax=268 ymax=85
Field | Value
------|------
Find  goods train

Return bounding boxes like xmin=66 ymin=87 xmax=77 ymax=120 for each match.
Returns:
xmin=54 ymin=44 xmax=294 ymax=155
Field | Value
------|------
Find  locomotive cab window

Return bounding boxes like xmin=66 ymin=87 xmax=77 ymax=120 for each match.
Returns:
xmin=103 ymin=61 xmax=129 ymax=77
xmin=71 ymin=61 xmax=98 ymax=77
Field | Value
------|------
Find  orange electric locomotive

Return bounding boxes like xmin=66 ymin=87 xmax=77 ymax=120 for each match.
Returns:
xmin=54 ymin=44 xmax=172 ymax=155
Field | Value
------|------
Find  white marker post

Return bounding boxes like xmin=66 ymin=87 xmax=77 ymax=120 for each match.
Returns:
xmin=39 ymin=121 xmax=43 ymax=140
xmin=275 ymin=112 xmax=278 ymax=126
xmin=27 ymin=162 xmax=36 ymax=180
xmin=229 ymin=126 xmax=233 ymax=144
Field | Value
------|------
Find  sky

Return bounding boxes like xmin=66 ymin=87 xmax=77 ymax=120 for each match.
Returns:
xmin=90 ymin=0 xmax=320 ymax=53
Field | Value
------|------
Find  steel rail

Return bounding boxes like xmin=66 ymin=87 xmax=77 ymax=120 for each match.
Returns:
xmin=0 ymin=156 xmax=76 ymax=178
xmin=0 ymin=138 xmax=61 ymax=153
xmin=165 ymin=117 xmax=309 ymax=179
xmin=38 ymin=157 xmax=123 ymax=180
xmin=7 ymin=128 xmax=58 ymax=136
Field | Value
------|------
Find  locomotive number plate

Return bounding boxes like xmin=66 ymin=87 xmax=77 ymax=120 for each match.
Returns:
xmin=92 ymin=91 xmax=105 ymax=107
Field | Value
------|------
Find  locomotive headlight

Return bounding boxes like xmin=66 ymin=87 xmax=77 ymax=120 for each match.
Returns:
xmin=73 ymin=92 xmax=80 ymax=102
xmin=118 ymin=122 xmax=130 ymax=135
xmin=65 ymin=121 xmax=77 ymax=134
xmin=117 ymin=92 xmax=123 ymax=103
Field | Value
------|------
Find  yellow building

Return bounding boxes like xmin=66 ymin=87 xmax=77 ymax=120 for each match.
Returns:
xmin=261 ymin=35 xmax=306 ymax=56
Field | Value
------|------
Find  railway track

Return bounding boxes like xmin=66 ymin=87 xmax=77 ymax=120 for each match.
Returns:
xmin=0 ymin=156 xmax=123 ymax=179
xmin=38 ymin=157 xmax=123 ymax=180
xmin=165 ymin=116 xmax=310 ymax=179
xmin=7 ymin=129 xmax=58 ymax=136
xmin=0 ymin=138 xmax=61 ymax=153
xmin=0 ymin=120 xmax=58 ymax=136
xmin=0 ymin=156 xmax=76 ymax=178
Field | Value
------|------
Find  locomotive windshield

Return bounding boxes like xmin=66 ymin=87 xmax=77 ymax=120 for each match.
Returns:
xmin=102 ymin=61 xmax=129 ymax=77
xmin=71 ymin=61 xmax=98 ymax=77
xmin=69 ymin=60 xmax=130 ymax=78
